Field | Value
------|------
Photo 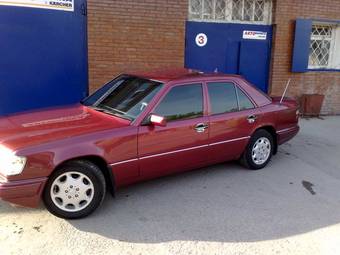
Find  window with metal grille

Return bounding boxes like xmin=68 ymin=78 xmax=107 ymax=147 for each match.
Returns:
xmin=308 ymin=24 xmax=339 ymax=69
xmin=188 ymin=0 xmax=272 ymax=24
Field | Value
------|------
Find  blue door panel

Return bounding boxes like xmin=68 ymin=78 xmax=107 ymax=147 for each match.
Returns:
xmin=185 ymin=21 xmax=272 ymax=92
xmin=291 ymin=19 xmax=312 ymax=72
xmin=185 ymin=22 xmax=229 ymax=73
xmin=239 ymin=41 xmax=270 ymax=92
xmin=225 ymin=40 xmax=240 ymax=74
xmin=0 ymin=1 xmax=88 ymax=116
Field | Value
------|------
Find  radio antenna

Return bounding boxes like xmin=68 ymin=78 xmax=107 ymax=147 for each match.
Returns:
xmin=280 ymin=79 xmax=291 ymax=104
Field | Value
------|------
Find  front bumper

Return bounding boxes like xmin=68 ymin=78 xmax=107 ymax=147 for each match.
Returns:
xmin=0 ymin=176 xmax=47 ymax=208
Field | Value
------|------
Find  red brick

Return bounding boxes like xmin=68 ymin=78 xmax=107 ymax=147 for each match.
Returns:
xmin=270 ymin=0 xmax=340 ymax=114
xmin=87 ymin=0 xmax=188 ymax=92
xmin=88 ymin=0 xmax=340 ymax=114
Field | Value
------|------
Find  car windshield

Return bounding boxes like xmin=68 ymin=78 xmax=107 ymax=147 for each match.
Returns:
xmin=82 ymin=75 xmax=163 ymax=121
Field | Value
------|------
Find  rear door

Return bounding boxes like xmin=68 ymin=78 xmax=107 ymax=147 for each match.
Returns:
xmin=207 ymin=81 xmax=260 ymax=162
xmin=138 ymin=83 xmax=210 ymax=179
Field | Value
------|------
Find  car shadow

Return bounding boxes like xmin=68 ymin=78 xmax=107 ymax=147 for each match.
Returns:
xmin=67 ymin=138 xmax=340 ymax=243
xmin=0 ymin=202 xmax=45 ymax=214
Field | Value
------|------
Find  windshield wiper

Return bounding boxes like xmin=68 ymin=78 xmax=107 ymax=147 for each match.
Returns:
xmin=88 ymin=106 xmax=133 ymax=121
xmin=112 ymin=113 xmax=133 ymax=121
xmin=107 ymin=107 xmax=126 ymax=115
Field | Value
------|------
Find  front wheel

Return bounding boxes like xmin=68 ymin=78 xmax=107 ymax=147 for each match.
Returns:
xmin=43 ymin=160 xmax=106 ymax=219
xmin=241 ymin=130 xmax=274 ymax=170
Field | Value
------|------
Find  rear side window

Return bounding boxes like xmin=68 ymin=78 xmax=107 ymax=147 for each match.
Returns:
xmin=154 ymin=84 xmax=203 ymax=121
xmin=207 ymin=82 xmax=238 ymax=115
xmin=236 ymin=86 xmax=255 ymax=110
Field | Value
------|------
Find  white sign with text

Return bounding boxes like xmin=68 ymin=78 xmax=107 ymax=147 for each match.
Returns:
xmin=243 ymin=30 xmax=267 ymax=40
xmin=0 ymin=0 xmax=74 ymax=12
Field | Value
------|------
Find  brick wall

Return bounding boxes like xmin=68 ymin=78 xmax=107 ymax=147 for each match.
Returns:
xmin=270 ymin=0 xmax=340 ymax=114
xmin=88 ymin=0 xmax=339 ymax=114
xmin=87 ymin=0 xmax=188 ymax=92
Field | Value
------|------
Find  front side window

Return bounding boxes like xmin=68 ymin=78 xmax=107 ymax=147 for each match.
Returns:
xmin=154 ymin=84 xmax=203 ymax=121
xmin=208 ymin=82 xmax=238 ymax=114
xmin=82 ymin=75 xmax=163 ymax=121
xmin=308 ymin=23 xmax=340 ymax=69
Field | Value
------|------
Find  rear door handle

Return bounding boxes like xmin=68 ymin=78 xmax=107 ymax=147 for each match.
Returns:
xmin=247 ymin=115 xmax=257 ymax=123
xmin=195 ymin=123 xmax=208 ymax=133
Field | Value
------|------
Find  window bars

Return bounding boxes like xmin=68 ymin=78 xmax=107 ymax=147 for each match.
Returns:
xmin=308 ymin=24 xmax=335 ymax=69
xmin=189 ymin=0 xmax=272 ymax=25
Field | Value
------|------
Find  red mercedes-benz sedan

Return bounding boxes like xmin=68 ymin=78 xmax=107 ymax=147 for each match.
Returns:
xmin=0 ymin=69 xmax=299 ymax=218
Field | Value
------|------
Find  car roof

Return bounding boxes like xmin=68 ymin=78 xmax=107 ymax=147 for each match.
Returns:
xmin=127 ymin=68 xmax=272 ymax=107
xmin=127 ymin=68 xmax=242 ymax=83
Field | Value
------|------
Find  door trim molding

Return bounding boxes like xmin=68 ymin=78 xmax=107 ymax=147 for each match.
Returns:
xmin=140 ymin=144 xmax=210 ymax=160
xmin=110 ymin=158 xmax=139 ymax=166
xmin=109 ymin=136 xmax=250 ymax=166
xmin=276 ymin=127 xmax=297 ymax=134
xmin=210 ymin=136 xmax=250 ymax=146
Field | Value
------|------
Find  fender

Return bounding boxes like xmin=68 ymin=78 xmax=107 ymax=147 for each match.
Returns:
xmin=8 ymin=126 xmax=138 ymax=182
xmin=250 ymin=122 xmax=278 ymax=155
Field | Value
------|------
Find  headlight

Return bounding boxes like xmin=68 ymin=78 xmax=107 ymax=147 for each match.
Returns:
xmin=0 ymin=145 xmax=27 ymax=176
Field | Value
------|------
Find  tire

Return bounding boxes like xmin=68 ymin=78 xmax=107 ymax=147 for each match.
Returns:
xmin=240 ymin=129 xmax=274 ymax=170
xmin=43 ymin=160 xmax=106 ymax=219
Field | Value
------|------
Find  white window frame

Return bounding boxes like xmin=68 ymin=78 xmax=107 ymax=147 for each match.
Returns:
xmin=308 ymin=22 xmax=340 ymax=70
xmin=188 ymin=0 xmax=272 ymax=25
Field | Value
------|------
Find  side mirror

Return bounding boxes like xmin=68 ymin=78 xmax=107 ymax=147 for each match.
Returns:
xmin=149 ymin=114 xmax=167 ymax=127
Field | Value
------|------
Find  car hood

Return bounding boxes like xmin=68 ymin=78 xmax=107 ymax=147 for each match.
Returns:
xmin=0 ymin=104 xmax=131 ymax=151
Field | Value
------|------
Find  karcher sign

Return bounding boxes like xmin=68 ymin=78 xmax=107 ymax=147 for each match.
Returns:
xmin=0 ymin=0 xmax=74 ymax=11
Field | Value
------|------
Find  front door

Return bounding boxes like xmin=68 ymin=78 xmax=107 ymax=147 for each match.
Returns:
xmin=138 ymin=83 xmax=209 ymax=180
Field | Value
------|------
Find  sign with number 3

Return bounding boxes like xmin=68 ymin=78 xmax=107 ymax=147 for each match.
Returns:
xmin=195 ymin=33 xmax=208 ymax=47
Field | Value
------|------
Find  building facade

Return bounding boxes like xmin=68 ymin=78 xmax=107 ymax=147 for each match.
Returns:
xmin=88 ymin=0 xmax=340 ymax=114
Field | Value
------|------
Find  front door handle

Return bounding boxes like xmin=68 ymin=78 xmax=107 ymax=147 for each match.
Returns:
xmin=195 ymin=123 xmax=208 ymax=133
xmin=247 ymin=115 xmax=257 ymax=123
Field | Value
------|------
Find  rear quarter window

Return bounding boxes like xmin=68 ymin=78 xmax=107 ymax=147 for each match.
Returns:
xmin=236 ymin=86 xmax=255 ymax=110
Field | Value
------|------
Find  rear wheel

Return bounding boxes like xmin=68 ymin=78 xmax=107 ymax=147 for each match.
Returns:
xmin=241 ymin=129 xmax=274 ymax=170
xmin=43 ymin=160 xmax=106 ymax=219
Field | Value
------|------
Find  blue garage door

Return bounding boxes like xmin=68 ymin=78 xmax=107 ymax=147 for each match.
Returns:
xmin=185 ymin=21 xmax=272 ymax=92
xmin=0 ymin=0 xmax=88 ymax=116
xmin=239 ymin=40 xmax=271 ymax=92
